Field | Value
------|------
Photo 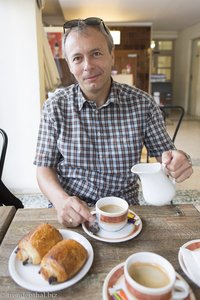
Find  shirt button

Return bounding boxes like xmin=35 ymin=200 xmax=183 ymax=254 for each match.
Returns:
xmin=95 ymin=110 xmax=99 ymax=114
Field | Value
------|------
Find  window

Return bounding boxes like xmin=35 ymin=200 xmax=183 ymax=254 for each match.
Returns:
xmin=158 ymin=41 xmax=173 ymax=51
xmin=151 ymin=39 xmax=174 ymax=82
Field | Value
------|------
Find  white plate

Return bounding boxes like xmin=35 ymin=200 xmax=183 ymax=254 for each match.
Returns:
xmin=9 ymin=229 xmax=94 ymax=292
xmin=103 ymin=262 xmax=196 ymax=300
xmin=82 ymin=209 xmax=142 ymax=243
xmin=178 ymin=239 xmax=200 ymax=284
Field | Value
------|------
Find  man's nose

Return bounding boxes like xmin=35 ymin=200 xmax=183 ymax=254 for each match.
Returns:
xmin=83 ymin=57 xmax=93 ymax=71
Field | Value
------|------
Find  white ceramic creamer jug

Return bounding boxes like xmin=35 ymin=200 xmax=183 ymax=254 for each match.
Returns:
xmin=131 ymin=162 xmax=176 ymax=206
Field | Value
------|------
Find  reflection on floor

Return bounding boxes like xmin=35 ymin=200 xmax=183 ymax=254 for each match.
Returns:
xmin=17 ymin=114 xmax=200 ymax=208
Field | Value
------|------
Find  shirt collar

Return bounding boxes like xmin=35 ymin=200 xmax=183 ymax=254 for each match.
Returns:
xmin=77 ymin=86 xmax=87 ymax=111
xmin=77 ymin=79 xmax=121 ymax=111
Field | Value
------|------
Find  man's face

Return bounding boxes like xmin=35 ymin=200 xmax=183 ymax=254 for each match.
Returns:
xmin=64 ymin=27 xmax=114 ymax=100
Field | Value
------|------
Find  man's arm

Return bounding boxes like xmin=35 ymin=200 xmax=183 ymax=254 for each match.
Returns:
xmin=36 ymin=167 xmax=94 ymax=227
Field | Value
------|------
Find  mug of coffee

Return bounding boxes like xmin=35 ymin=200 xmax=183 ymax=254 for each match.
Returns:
xmin=124 ymin=252 xmax=189 ymax=300
xmin=96 ymin=196 xmax=129 ymax=232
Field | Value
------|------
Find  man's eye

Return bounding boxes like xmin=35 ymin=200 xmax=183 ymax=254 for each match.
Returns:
xmin=94 ymin=52 xmax=102 ymax=57
xmin=73 ymin=56 xmax=81 ymax=62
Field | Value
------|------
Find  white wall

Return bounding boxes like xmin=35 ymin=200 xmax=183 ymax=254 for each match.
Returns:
xmin=174 ymin=23 xmax=200 ymax=110
xmin=0 ymin=0 xmax=42 ymax=193
xmin=152 ymin=31 xmax=178 ymax=39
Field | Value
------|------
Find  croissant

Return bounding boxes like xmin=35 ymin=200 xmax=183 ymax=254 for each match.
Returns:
xmin=39 ymin=239 xmax=88 ymax=284
xmin=16 ymin=223 xmax=63 ymax=265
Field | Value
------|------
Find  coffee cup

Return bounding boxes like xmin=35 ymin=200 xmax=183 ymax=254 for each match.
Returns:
xmin=124 ymin=252 xmax=189 ymax=300
xmin=96 ymin=196 xmax=129 ymax=232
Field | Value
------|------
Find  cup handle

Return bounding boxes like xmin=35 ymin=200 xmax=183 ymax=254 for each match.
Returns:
xmin=162 ymin=163 xmax=176 ymax=185
xmin=173 ymin=279 xmax=189 ymax=300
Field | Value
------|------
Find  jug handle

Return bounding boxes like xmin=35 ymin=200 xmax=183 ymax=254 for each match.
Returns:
xmin=162 ymin=163 xmax=176 ymax=184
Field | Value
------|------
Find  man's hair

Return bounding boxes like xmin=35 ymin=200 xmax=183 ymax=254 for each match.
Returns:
xmin=63 ymin=22 xmax=114 ymax=59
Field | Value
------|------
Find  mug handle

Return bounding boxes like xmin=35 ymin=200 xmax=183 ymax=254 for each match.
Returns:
xmin=162 ymin=163 xmax=176 ymax=184
xmin=173 ymin=279 xmax=189 ymax=299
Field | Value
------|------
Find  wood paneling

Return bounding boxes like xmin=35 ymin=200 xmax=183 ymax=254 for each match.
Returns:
xmin=113 ymin=50 xmax=137 ymax=85
xmin=109 ymin=26 xmax=151 ymax=92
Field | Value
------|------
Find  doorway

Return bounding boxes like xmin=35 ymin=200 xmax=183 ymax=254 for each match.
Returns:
xmin=188 ymin=38 xmax=200 ymax=117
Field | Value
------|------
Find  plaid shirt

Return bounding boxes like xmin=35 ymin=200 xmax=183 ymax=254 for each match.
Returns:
xmin=34 ymin=81 xmax=175 ymax=205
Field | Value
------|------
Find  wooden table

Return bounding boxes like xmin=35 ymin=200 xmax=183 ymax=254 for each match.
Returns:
xmin=0 ymin=204 xmax=200 ymax=299
xmin=0 ymin=206 xmax=16 ymax=244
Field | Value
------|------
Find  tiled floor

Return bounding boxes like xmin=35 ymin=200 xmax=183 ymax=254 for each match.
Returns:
xmin=18 ymin=113 xmax=200 ymax=208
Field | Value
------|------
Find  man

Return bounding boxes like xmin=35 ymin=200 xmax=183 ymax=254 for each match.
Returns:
xmin=34 ymin=18 xmax=193 ymax=227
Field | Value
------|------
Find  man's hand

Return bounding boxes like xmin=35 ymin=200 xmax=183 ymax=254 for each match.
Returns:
xmin=36 ymin=166 xmax=95 ymax=228
xmin=56 ymin=195 xmax=95 ymax=227
xmin=162 ymin=150 xmax=193 ymax=182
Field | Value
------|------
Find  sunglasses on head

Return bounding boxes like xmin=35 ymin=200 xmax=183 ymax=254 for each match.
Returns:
xmin=63 ymin=17 xmax=108 ymax=34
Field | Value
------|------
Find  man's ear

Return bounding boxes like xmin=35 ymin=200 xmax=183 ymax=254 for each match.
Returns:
xmin=111 ymin=48 xmax=115 ymax=67
xmin=66 ymin=59 xmax=74 ymax=75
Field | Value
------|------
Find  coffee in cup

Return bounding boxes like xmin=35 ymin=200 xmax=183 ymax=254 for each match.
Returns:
xmin=96 ymin=196 xmax=129 ymax=232
xmin=129 ymin=261 xmax=170 ymax=288
xmin=99 ymin=204 xmax=124 ymax=213
xmin=124 ymin=252 xmax=189 ymax=300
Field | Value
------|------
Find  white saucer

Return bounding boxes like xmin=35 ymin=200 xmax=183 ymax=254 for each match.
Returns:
xmin=9 ymin=230 xmax=94 ymax=292
xmin=103 ymin=262 xmax=196 ymax=300
xmin=178 ymin=239 xmax=200 ymax=285
xmin=82 ymin=209 xmax=142 ymax=243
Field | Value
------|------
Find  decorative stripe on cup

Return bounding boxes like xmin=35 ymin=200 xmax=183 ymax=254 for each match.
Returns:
xmin=125 ymin=278 xmax=172 ymax=300
xmin=100 ymin=212 xmax=127 ymax=223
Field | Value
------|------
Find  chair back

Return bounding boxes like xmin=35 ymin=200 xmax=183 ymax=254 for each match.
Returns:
xmin=160 ymin=105 xmax=185 ymax=142
xmin=0 ymin=129 xmax=24 ymax=208
xmin=0 ymin=129 xmax=8 ymax=179
xmin=144 ymin=105 xmax=185 ymax=163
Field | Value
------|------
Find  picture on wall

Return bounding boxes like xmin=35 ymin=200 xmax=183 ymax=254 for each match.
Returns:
xmin=47 ymin=32 xmax=63 ymax=58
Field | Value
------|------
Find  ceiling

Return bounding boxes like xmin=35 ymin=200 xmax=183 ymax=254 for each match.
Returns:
xmin=42 ymin=0 xmax=200 ymax=31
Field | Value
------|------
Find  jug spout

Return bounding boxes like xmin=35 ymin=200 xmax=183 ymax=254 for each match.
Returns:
xmin=131 ymin=163 xmax=176 ymax=206
xmin=131 ymin=162 xmax=161 ymax=176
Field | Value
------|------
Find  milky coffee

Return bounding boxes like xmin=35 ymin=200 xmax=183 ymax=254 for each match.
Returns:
xmin=100 ymin=204 xmax=123 ymax=213
xmin=129 ymin=262 xmax=170 ymax=288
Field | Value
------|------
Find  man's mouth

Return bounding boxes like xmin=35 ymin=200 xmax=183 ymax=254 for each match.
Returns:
xmin=84 ymin=74 xmax=100 ymax=81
